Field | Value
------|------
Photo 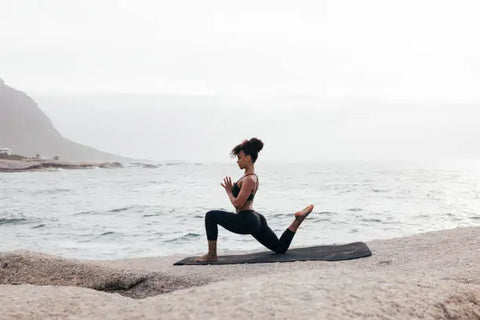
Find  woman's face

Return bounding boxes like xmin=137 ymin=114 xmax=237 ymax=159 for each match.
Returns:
xmin=237 ymin=151 xmax=250 ymax=169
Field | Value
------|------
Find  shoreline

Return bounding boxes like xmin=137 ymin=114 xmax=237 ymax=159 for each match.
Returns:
xmin=0 ymin=158 xmax=123 ymax=172
xmin=1 ymin=226 xmax=479 ymax=319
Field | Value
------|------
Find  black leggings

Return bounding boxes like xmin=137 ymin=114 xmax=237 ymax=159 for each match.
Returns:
xmin=204 ymin=210 xmax=295 ymax=254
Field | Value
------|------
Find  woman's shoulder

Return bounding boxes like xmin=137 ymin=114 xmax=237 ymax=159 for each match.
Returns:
xmin=241 ymin=174 xmax=258 ymax=185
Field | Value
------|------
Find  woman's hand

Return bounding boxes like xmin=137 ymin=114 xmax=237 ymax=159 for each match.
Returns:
xmin=221 ymin=176 xmax=233 ymax=194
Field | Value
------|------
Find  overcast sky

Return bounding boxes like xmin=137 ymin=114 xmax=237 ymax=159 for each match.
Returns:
xmin=1 ymin=1 xmax=480 ymax=162
xmin=1 ymin=0 xmax=480 ymax=101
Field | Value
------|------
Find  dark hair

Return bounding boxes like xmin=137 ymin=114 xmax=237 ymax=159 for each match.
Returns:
xmin=231 ymin=138 xmax=264 ymax=163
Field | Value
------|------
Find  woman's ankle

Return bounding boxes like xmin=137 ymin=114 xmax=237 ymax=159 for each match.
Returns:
xmin=288 ymin=222 xmax=299 ymax=232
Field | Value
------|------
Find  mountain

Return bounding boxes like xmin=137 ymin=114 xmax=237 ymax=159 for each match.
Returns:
xmin=0 ymin=78 xmax=128 ymax=161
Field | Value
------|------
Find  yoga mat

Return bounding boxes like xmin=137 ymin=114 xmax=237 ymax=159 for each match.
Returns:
xmin=174 ymin=242 xmax=372 ymax=265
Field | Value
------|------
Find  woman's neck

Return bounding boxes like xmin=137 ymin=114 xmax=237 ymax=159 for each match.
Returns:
xmin=244 ymin=164 xmax=255 ymax=175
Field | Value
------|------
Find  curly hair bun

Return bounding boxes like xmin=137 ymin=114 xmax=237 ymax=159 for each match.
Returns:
xmin=248 ymin=137 xmax=264 ymax=153
xmin=231 ymin=137 xmax=264 ymax=163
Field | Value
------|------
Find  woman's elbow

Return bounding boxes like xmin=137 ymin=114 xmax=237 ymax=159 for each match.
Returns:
xmin=232 ymin=199 xmax=245 ymax=208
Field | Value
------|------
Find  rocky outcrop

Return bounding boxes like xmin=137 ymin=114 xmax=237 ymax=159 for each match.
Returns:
xmin=0 ymin=251 xmax=204 ymax=299
xmin=0 ymin=78 xmax=128 ymax=161
xmin=0 ymin=158 xmax=123 ymax=172
xmin=0 ymin=227 xmax=479 ymax=319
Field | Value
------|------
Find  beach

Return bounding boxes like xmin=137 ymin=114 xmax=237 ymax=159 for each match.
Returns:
xmin=1 ymin=226 xmax=478 ymax=319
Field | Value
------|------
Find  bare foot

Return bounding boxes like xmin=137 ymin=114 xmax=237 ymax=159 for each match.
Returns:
xmin=294 ymin=204 xmax=314 ymax=222
xmin=194 ymin=254 xmax=217 ymax=262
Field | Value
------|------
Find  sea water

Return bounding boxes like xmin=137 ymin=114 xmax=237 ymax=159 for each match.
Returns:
xmin=1 ymin=161 xmax=479 ymax=259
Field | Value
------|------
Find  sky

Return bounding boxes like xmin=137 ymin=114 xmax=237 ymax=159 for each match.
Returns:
xmin=1 ymin=0 xmax=480 ymax=101
xmin=1 ymin=0 xmax=480 ymax=162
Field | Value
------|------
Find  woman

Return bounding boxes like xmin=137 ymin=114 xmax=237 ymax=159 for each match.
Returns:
xmin=195 ymin=138 xmax=314 ymax=262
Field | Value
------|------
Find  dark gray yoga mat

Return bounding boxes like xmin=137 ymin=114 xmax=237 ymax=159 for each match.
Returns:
xmin=174 ymin=242 xmax=372 ymax=265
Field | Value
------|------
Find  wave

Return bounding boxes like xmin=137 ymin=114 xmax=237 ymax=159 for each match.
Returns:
xmin=148 ymin=180 xmax=168 ymax=185
xmin=108 ymin=205 xmax=150 ymax=214
xmin=317 ymin=211 xmax=337 ymax=216
xmin=372 ymin=189 xmax=389 ymax=193
xmin=98 ymin=231 xmax=119 ymax=237
xmin=35 ymin=188 xmax=71 ymax=195
xmin=108 ymin=207 xmax=131 ymax=213
xmin=164 ymin=162 xmax=187 ymax=166
xmin=143 ymin=212 xmax=162 ymax=217
xmin=142 ymin=164 xmax=161 ymax=168
xmin=165 ymin=232 xmax=201 ymax=243
xmin=129 ymin=162 xmax=162 ymax=169
xmin=74 ymin=210 xmax=97 ymax=216
xmin=0 ymin=218 xmax=28 ymax=225
xmin=310 ymin=217 xmax=332 ymax=223
xmin=270 ymin=213 xmax=289 ymax=218
xmin=360 ymin=218 xmax=382 ymax=223
xmin=75 ymin=206 xmax=151 ymax=216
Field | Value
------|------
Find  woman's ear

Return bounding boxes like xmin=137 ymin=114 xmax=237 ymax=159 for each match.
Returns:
xmin=245 ymin=155 xmax=252 ymax=163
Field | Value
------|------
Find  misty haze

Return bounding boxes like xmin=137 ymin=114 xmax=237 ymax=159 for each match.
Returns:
xmin=36 ymin=93 xmax=480 ymax=163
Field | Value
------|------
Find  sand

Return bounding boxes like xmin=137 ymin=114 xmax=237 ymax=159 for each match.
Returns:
xmin=0 ymin=226 xmax=479 ymax=319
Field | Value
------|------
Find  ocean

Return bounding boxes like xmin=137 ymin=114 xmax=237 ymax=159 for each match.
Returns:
xmin=1 ymin=161 xmax=479 ymax=260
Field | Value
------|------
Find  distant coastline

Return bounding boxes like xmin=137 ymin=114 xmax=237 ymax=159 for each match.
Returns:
xmin=0 ymin=154 xmax=186 ymax=172
xmin=0 ymin=155 xmax=123 ymax=172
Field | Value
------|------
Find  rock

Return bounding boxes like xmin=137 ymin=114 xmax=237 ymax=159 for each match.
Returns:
xmin=99 ymin=162 xmax=123 ymax=168
xmin=0 ymin=251 xmax=198 ymax=298
xmin=130 ymin=162 xmax=160 ymax=168
xmin=0 ymin=227 xmax=479 ymax=319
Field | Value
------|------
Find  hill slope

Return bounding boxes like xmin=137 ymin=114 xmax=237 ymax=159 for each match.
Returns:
xmin=0 ymin=78 xmax=128 ymax=161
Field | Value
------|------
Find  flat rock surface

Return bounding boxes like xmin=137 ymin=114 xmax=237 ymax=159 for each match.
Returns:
xmin=0 ymin=226 xmax=479 ymax=319
xmin=0 ymin=251 xmax=205 ymax=299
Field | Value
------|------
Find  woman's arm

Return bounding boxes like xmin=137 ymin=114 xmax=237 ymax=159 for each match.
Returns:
xmin=221 ymin=176 xmax=256 ymax=209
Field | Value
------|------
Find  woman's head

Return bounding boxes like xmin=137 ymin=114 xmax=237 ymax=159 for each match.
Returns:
xmin=231 ymin=138 xmax=264 ymax=167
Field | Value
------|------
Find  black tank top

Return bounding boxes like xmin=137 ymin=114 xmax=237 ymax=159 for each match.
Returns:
xmin=232 ymin=173 xmax=258 ymax=201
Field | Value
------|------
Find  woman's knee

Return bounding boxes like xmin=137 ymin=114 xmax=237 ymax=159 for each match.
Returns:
xmin=274 ymin=246 xmax=288 ymax=254
xmin=205 ymin=210 xmax=219 ymax=222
